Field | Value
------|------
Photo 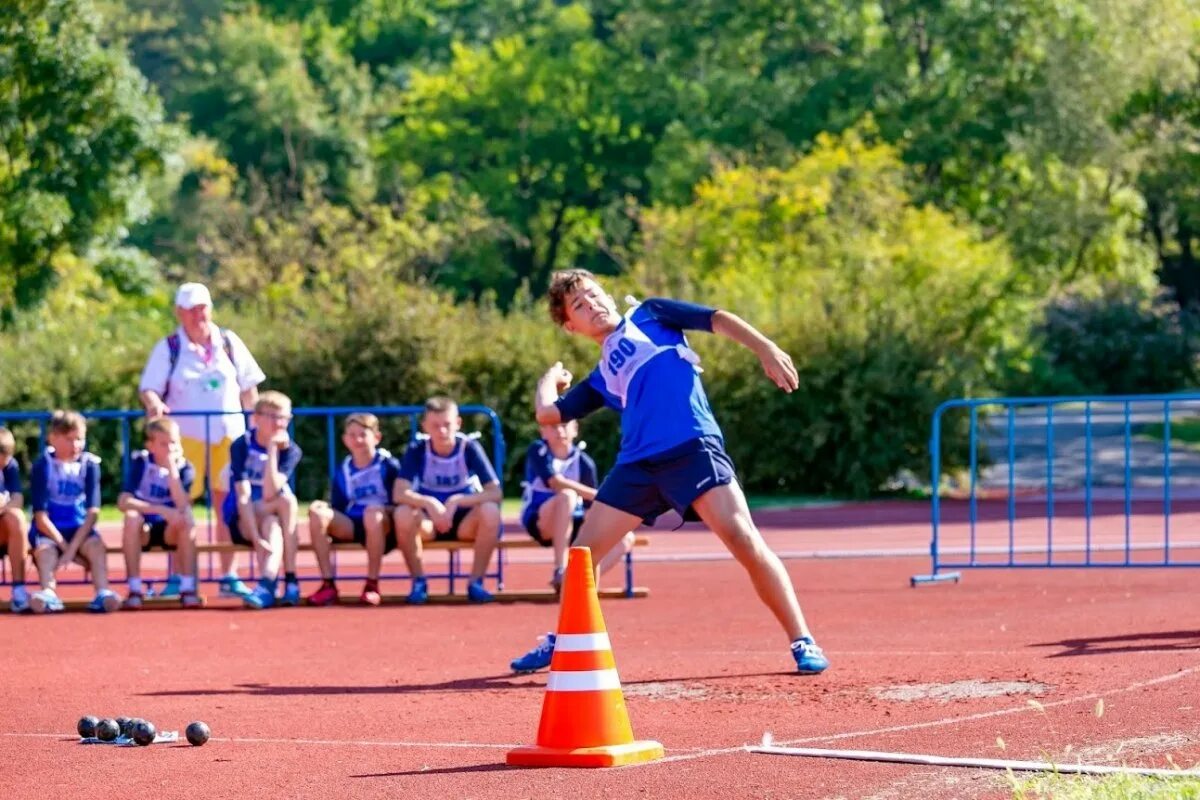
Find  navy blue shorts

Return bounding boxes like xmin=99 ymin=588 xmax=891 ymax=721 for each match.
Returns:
xmin=433 ymin=507 xmax=473 ymax=542
xmin=28 ymin=526 xmax=99 ymax=550
xmin=345 ymin=514 xmax=397 ymax=553
xmin=522 ymin=504 xmax=584 ymax=546
xmin=142 ymin=518 xmax=170 ymax=550
xmin=595 ymin=436 xmax=736 ymax=525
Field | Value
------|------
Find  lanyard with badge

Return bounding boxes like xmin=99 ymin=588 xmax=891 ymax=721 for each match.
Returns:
xmin=199 ymin=339 xmax=226 ymax=393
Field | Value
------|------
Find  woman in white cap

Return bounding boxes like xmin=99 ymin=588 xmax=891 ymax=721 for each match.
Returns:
xmin=138 ymin=282 xmax=266 ymax=599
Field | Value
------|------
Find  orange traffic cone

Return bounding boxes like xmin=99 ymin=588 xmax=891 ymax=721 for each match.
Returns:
xmin=506 ymin=546 xmax=664 ymax=768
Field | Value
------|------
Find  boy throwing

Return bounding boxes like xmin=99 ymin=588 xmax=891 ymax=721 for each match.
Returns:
xmin=510 ymin=270 xmax=828 ymax=674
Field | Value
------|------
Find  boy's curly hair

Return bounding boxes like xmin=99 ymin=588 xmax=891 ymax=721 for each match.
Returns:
xmin=547 ymin=269 xmax=596 ymax=327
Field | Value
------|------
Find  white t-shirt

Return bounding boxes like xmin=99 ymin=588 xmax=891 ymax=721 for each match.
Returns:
xmin=139 ymin=326 xmax=266 ymax=442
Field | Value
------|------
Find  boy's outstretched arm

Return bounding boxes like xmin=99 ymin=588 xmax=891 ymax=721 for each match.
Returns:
xmin=711 ymin=310 xmax=799 ymax=393
xmin=534 ymin=362 xmax=572 ymax=425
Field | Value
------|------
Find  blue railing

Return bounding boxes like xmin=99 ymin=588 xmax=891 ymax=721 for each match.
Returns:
xmin=912 ymin=393 xmax=1200 ymax=585
xmin=0 ymin=404 xmax=511 ymax=593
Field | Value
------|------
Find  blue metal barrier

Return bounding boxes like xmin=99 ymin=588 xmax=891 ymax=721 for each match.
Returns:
xmin=0 ymin=404 xmax=521 ymax=594
xmin=912 ymin=393 xmax=1200 ymax=585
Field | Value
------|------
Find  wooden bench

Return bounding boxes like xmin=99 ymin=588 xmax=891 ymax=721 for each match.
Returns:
xmin=86 ymin=535 xmax=652 ymax=606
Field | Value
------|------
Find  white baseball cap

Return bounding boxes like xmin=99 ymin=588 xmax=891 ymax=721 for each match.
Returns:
xmin=175 ymin=282 xmax=213 ymax=309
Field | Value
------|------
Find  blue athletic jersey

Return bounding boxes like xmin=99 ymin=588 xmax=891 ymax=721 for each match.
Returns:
xmin=228 ymin=429 xmax=303 ymax=501
xmin=556 ymin=298 xmax=723 ymax=463
xmin=520 ymin=440 xmax=597 ymax=519
xmin=331 ymin=450 xmax=400 ymax=519
xmin=398 ymin=434 xmax=499 ymax=504
xmin=122 ymin=450 xmax=196 ymax=508
xmin=1 ymin=458 xmax=21 ymax=499
xmin=30 ymin=450 xmax=102 ymax=530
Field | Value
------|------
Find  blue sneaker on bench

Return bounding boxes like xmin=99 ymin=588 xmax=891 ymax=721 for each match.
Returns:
xmin=466 ymin=578 xmax=493 ymax=604
xmin=407 ymin=577 xmax=428 ymax=605
xmin=156 ymin=574 xmax=182 ymax=599
xmin=791 ymin=636 xmax=829 ymax=675
xmin=510 ymin=632 xmax=556 ymax=674
xmin=243 ymin=580 xmax=277 ymax=610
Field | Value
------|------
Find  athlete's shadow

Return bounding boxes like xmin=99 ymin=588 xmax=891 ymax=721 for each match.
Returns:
xmin=1031 ymin=630 xmax=1200 ymax=657
xmin=141 ymin=674 xmax=537 ymax=697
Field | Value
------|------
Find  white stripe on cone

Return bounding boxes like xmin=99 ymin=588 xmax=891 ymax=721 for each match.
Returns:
xmin=554 ymin=633 xmax=612 ymax=652
xmin=546 ymin=669 xmax=623 ymax=692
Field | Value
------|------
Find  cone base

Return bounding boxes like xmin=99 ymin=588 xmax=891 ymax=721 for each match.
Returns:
xmin=506 ymin=740 xmax=665 ymax=768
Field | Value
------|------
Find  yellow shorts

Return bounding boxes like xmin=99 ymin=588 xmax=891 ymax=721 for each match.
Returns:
xmin=180 ymin=435 xmax=234 ymax=500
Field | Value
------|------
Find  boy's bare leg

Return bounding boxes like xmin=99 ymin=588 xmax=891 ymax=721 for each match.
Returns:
xmin=596 ymin=531 xmax=635 ymax=577
xmin=258 ymin=514 xmax=284 ymax=580
xmin=457 ymin=503 xmax=501 ymax=581
xmin=34 ymin=546 xmax=57 ymax=591
xmin=392 ymin=506 xmax=426 ymax=578
xmin=692 ymin=480 xmax=809 ymax=642
xmin=166 ymin=513 xmax=196 ymax=581
xmin=2 ymin=510 xmax=27 ymax=584
xmin=80 ymin=536 xmax=111 ymax=591
xmin=573 ymin=501 xmax=643 ymax=579
xmin=537 ymin=491 xmax=578 ymax=573
xmin=362 ymin=507 xmax=388 ymax=582
xmin=273 ymin=495 xmax=299 ymax=575
xmin=307 ymin=503 xmax=336 ymax=579
xmin=212 ymin=488 xmax=238 ymax=576
xmin=121 ymin=512 xmax=145 ymax=586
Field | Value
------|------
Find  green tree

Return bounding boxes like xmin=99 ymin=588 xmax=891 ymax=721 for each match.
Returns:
xmin=0 ymin=0 xmax=169 ymax=316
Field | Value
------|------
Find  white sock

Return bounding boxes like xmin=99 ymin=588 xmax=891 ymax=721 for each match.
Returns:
xmin=180 ymin=576 xmax=196 ymax=592
xmin=128 ymin=578 xmax=143 ymax=594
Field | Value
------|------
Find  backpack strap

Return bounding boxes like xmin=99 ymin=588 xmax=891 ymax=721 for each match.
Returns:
xmin=161 ymin=329 xmax=238 ymax=403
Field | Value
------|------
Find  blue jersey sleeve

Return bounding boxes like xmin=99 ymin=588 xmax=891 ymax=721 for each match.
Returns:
xmin=84 ymin=456 xmax=101 ymax=509
xmin=278 ymin=443 xmax=302 ymax=478
xmin=228 ymin=436 xmax=249 ymax=484
xmin=529 ymin=441 xmax=556 ymax=483
xmin=464 ymin=439 xmax=500 ymax=486
xmin=30 ymin=458 xmax=49 ymax=512
xmin=122 ymin=453 xmax=147 ymax=495
xmin=2 ymin=459 xmax=22 ymax=497
xmin=330 ymin=461 xmax=349 ymax=512
xmin=640 ymin=297 xmax=716 ymax=332
xmin=555 ymin=371 xmax=609 ymax=422
xmin=398 ymin=443 xmax=424 ymax=483
xmin=579 ymin=452 xmax=598 ymax=489
xmin=179 ymin=461 xmax=196 ymax=495
xmin=384 ymin=456 xmax=401 ymax=494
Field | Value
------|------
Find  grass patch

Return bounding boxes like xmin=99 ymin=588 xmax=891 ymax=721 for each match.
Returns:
xmin=1011 ymin=771 xmax=1200 ymax=799
xmin=1139 ymin=418 xmax=1200 ymax=448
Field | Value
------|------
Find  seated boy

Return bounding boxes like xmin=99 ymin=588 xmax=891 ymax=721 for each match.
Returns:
xmin=118 ymin=417 xmax=201 ymax=609
xmin=28 ymin=410 xmax=119 ymax=613
xmin=306 ymin=412 xmax=401 ymax=607
xmin=521 ymin=420 xmax=633 ymax=590
xmin=0 ymin=427 xmax=31 ymax=612
xmin=222 ymin=391 xmax=303 ymax=610
xmin=392 ymin=396 xmax=502 ymax=604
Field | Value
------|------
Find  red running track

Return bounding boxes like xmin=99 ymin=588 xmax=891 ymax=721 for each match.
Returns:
xmin=2 ymin=500 xmax=1199 ymax=799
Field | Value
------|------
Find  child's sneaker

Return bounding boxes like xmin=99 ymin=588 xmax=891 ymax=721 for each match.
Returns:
xmin=359 ymin=580 xmax=381 ymax=607
xmin=306 ymin=582 xmax=339 ymax=607
xmin=88 ymin=589 xmax=121 ymax=614
xmin=30 ymin=589 xmax=64 ymax=614
xmin=406 ymin=577 xmax=428 ymax=605
xmin=510 ymin=633 xmax=556 ymax=673
xmin=179 ymin=592 xmax=203 ymax=609
xmin=243 ymin=581 xmax=276 ymax=610
xmin=281 ymin=580 xmax=301 ymax=606
xmin=466 ymin=577 xmax=494 ymax=604
xmin=791 ymin=636 xmax=830 ymax=675
xmin=122 ymin=592 xmax=145 ymax=611
xmin=157 ymin=574 xmax=182 ymax=599
xmin=219 ymin=576 xmax=254 ymax=599
xmin=9 ymin=587 xmax=30 ymax=614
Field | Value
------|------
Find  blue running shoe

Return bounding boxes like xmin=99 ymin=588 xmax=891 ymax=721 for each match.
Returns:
xmin=87 ymin=589 xmax=121 ymax=614
xmin=791 ymin=636 xmax=829 ymax=674
xmin=281 ymin=581 xmax=301 ymax=606
xmin=219 ymin=576 xmax=254 ymax=599
xmin=156 ymin=574 xmax=182 ymax=599
xmin=243 ymin=581 xmax=276 ymax=610
xmin=9 ymin=587 xmax=30 ymax=614
xmin=407 ymin=577 xmax=428 ymax=605
xmin=510 ymin=633 xmax=556 ymax=673
xmin=466 ymin=577 xmax=493 ymax=604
